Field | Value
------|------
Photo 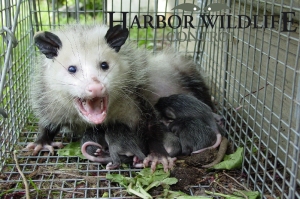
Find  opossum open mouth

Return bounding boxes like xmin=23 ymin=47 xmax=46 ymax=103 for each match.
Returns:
xmin=75 ymin=97 xmax=108 ymax=124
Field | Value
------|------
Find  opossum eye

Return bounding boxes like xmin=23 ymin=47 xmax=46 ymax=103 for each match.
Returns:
xmin=100 ymin=62 xmax=109 ymax=70
xmin=68 ymin=65 xmax=77 ymax=73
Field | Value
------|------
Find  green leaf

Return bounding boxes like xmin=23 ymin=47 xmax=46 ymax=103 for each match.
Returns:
xmin=205 ymin=189 xmax=259 ymax=199
xmin=106 ymin=173 xmax=134 ymax=187
xmin=145 ymin=181 xmax=161 ymax=191
xmin=161 ymin=177 xmax=178 ymax=185
xmin=166 ymin=190 xmax=212 ymax=199
xmin=101 ymin=192 xmax=109 ymax=197
xmin=137 ymin=176 xmax=151 ymax=186
xmin=106 ymin=166 xmax=257 ymax=199
xmin=127 ymin=182 xmax=152 ymax=199
xmin=232 ymin=190 xmax=260 ymax=199
xmin=177 ymin=196 xmax=213 ymax=199
xmin=136 ymin=181 xmax=153 ymax=199
xmin=212 ymin=147 xmax=244 ymax=170
xmin=57 ymin=142 xmax=86 ymax=159
xmin=138 ymin=167 xmax=153 ymax=177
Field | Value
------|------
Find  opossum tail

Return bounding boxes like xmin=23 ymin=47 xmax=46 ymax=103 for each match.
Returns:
xmin=81 ymin=141 xmax=112 ymax=163
xmin=192 ymin=133 xmax=222 ymax=154
xmin=202 ymin=137 xmax=228 ymax=168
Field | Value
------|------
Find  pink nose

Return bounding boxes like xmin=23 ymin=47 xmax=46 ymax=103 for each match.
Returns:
xmin=86 ymin=84 xmax=104 ymax=97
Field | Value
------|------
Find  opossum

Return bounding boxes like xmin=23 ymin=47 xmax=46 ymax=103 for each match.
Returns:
xmin=143 ymin=121 xmax=179 ymax=172
xmin=155 ymin=94 xmax=228 ymax=167
xmin=138 ymin=45 xmax=215 ymax=171
xmin=104 ymin=122 xmax=147 ymax=169
xmin=27 ymin=23 xmax=214 ymax=171
xmin=80 ymin=126 xmax=112 ymax=163
xmin=27 ymin=24 xmax=148 ymax=156
xmin=81 ymin=125 xmax=146 ymax=169
xmin=155 ymin=94 xmax=223 ymax=152
xmin=142 ymin=50 xmax=214 ymax=109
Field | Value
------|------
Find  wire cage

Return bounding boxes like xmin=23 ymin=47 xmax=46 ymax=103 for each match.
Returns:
xmin=0 ymin=0 xmax=299 ymax=198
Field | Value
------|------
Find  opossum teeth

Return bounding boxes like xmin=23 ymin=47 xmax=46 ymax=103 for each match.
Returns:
xmin=75 ymin=96 xmax=108 ymax=125
xmin=100 ymin=100 xmax=104 ymax=110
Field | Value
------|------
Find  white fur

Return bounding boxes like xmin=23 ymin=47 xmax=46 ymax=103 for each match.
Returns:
xmin=31 ymin=24 xmax=201 ymax=132
xmin=142 ymin=48 xmax=198 ymax=105
xmin=31 ymin=24 xmax=148 ymax=130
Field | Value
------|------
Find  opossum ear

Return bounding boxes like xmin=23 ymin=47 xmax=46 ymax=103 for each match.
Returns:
xmin=34 ymin=31 xmax=62 ymax=59
xmin=105 ymin=25 xmax=129 ymax=52
xmin=165 ymin=107 xmax=176 ymax=120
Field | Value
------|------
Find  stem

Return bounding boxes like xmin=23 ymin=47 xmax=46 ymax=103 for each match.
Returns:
xmin=232 ymin=188 xmax=248 ymax=199
xmin=205 ymin=190 xmax=233 ymax=197
xmin=13 ymin=150 xmax=30 ymax=199
xmin=223 ymin=171 xmax=250 ymax=191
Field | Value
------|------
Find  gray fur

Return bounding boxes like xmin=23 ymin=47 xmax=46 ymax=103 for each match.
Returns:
xmin=31 ymin=25 xmax=148 ymax=131
xmin=29 ymin=24 xmax=214 ymax=171
xmin=29 ymin=24 xmax=150 ymax=157
xmin=155 ymin=94 xmax=222 ymax=155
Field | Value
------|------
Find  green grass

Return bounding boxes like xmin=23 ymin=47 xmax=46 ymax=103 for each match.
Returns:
xmin=35 ymin=0 xmax=103 ymax=31
xmin=36 ymin=0 xmax=173 ymax=50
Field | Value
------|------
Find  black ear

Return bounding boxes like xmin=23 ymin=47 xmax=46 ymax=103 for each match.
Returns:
xmin=165 ymin=107 xmax=177 ymax=120
xmin=105 ymin=25 xmax=129 ymax=52
xmin=34 ymin=31 xmax=62 ymax=59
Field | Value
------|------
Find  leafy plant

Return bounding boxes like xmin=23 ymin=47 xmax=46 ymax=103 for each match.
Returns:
xmin=106 ymin=166 xmax=210 ymax=199
xmin=57 ymin=141 xmax=86 ymax=159
xmin=212 ymin=147 xmax=244 ymax=170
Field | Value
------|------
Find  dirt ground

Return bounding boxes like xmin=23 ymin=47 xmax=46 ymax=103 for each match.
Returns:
xmin=0 ymin=146 xmax=254 ymax=198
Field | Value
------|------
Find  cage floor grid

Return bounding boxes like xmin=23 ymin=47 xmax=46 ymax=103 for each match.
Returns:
xmin=0 ymin=131 xmax=249 ymax=199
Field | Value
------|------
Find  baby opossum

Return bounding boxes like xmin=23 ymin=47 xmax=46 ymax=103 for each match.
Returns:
xmin=155 ymin=94 xmax=228 ymax=167
xmin=81 ymin=125 xmax=146 ymax=169
xmin=137 ymin=43 xmax=217 ymax=170
xmin=104 ymin=122 xmax=147 ymax=169
xmin=27 ymin=24 xmax=149 ymax=155
xmin=143 ymin=121 xmax=179 ymax=172
xmin=81 ymin=126 xmax=112 ymax=163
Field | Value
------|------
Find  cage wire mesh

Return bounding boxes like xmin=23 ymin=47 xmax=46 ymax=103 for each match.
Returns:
xmin=0 ymin=0 xmax=299 ymax=198
xmin=195 ymin=0 xmax=300 ymax=198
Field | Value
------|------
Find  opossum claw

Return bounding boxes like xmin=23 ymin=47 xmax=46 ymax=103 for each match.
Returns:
xmin=94 ymin=148 xmax=102 ymax=156
xmin=106 ymin=162 xmax=120 ymax=170
xmin=212 ymin=113 xmax=225 ymax=127
xmin=25 ymin=141 xmax=63 ymax=155
xmin=132 ymin=156 xmax=144 ymax=168
xmin=143 ymin=153 xmax=177 ymax=172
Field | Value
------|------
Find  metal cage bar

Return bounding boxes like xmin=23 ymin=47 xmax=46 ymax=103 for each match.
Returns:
xmin=198 ymin=0 xmax=300 ymax=198
xmin=0 ymin=0 xmax=299 ymax=198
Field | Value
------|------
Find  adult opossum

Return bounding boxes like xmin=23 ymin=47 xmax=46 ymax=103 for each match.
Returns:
xmin=27 ymin=24 xmax=149 ymax=156
xmin=27 ymin=24 xmax=215 ymax=171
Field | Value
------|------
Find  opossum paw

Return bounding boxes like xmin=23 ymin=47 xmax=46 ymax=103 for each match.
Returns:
xmin=106 ymin=162 xmax=120 ymax=170
xmin=94 ymin=148 xmax=102 ymax=156
xmin=24 ymin=142 xmax=63 ymax=155
xmin=213 ymin=113 xmax=225 ymax=127
xmin=143 ymin=153 xmax=177 ymax=172
xmin=132 ymin=156 xmax=144 ymax=168
xmin=216 ymin=119 xmax=225 ymax=128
